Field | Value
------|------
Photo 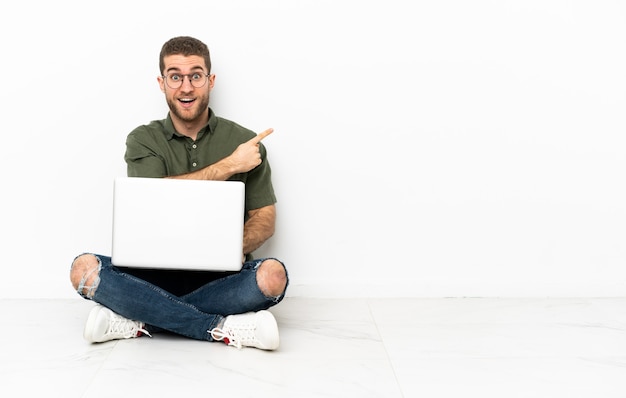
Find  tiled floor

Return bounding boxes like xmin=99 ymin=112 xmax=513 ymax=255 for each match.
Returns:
xmin=2 ymin=297 xmax=625 ymax=397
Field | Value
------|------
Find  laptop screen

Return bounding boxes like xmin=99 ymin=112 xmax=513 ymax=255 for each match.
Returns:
xmin=111 ymin=177 xmax=245 ymax=271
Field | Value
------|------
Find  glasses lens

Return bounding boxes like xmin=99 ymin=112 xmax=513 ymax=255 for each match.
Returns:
xmin=166 ymin=74 xmax=183 ymax=89
xmin=190 ymin=73 xmax=207 ymax=88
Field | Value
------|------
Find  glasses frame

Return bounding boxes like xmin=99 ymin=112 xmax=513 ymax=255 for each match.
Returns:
xmin=162 ymin=72 xmax=211 ymax=89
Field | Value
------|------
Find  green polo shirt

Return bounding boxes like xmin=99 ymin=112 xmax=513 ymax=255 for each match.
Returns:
xmin=124 ymin=108 xmax=276 ymax=213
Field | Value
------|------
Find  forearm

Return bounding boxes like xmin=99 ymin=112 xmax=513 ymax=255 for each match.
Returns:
xmin=166 ymin=157 xmax=238 ymax=181
xmin=243 ymin=205 xmax=276 ymax=255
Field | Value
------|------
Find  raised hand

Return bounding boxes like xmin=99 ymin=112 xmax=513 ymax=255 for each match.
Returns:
xmin=228 ymin=128 xmax=274 ymax=173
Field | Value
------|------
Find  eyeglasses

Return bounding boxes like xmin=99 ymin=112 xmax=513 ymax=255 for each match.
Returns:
xmin=162 ymin=72 xmax=211 ymax=89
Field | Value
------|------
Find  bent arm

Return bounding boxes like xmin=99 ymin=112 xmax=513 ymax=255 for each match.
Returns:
xmin=167 ymin=128 xmax=274 ymax=181
xmin=243 ymin=204 xmax=276 ymax=255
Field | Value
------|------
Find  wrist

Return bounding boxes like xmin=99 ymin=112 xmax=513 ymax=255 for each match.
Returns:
xmin=203 ymin=158 xmax=236 ymax=181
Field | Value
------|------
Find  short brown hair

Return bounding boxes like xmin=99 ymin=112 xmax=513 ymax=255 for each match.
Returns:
xmin=159 ymin=36 xmax=211 ymax=74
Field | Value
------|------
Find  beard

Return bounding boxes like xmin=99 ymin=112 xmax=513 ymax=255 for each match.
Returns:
xmin=167 ymin=93 xmax=210 ymax=123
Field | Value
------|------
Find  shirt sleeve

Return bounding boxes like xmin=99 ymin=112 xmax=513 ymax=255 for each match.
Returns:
xmin=243 ymin=142 xmax=277 ymax=210
xmin=124 ymin=130 xmax=168 ymax=178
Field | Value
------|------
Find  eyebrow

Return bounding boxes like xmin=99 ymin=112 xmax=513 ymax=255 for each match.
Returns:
xmin=165 ymin=66 xmax=206 ymax=74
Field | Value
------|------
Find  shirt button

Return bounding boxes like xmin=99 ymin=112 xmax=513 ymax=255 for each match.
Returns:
xmin=192 ymin=162 xmax=197 ymax=167
xmin=192 ymin=144 xmax=197 ymax=149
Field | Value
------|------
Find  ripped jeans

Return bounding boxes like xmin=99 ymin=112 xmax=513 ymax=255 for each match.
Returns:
xmin=71 ymin=254 xmax=288 ymax=341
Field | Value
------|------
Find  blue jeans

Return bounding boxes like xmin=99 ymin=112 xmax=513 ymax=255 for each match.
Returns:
xmin=72 ymin=254 xmax=288 ymax=341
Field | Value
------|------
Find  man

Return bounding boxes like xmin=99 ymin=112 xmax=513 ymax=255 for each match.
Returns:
xmin=69 ymin=36 xmax=288 ymax=350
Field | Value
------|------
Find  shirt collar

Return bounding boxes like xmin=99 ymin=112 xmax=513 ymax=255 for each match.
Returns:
xmin=163 ymin=107 xmax=217 ymax=141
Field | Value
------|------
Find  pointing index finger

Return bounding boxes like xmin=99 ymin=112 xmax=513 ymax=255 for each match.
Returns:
xmin=250 ymin=128 xmax=274 ymax=144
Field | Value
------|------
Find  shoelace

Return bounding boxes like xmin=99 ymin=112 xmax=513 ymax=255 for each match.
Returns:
xmin=107 ymin=313 xmax=151 ymax=339
xmin=210 ymin=324 xmax=257 ymax=349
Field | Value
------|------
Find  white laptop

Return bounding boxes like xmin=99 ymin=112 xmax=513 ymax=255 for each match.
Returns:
xmin=111 ymin=177 xmax=245 ymax=271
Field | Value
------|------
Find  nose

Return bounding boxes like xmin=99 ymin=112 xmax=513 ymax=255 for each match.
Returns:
xmin=180 ymin=75 xmax=195 ymax=90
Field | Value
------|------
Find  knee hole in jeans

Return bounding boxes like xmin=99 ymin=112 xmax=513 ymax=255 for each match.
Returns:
xmin=256 ymin=259 xmax=288 ymax=298
xmin=70 ymin=254 xmax=102 ymax=299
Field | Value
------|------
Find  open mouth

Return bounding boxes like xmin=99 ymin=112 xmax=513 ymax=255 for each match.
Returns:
xmin=178 ymin=98 xmax=195 ymax=107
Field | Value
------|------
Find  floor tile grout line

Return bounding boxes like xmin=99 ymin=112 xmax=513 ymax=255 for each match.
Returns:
xmin=78 ymin=340 xmax=119 ymax=398
xmin=366 ymin=298 xmax=405 ymax=398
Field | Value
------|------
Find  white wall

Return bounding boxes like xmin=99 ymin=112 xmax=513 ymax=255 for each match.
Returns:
xmin=1 ymin=0 xmax=625 ymax=299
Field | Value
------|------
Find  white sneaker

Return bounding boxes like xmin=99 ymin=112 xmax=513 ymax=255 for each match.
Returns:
xmin=83 ymin=305 xmax=150 ymax=343
xmin=210 ymin=310 xmax=279 ymax=350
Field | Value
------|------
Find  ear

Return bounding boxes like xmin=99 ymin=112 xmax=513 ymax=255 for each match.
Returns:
xmin=157 ymin=75 xmax=166 ymax=92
